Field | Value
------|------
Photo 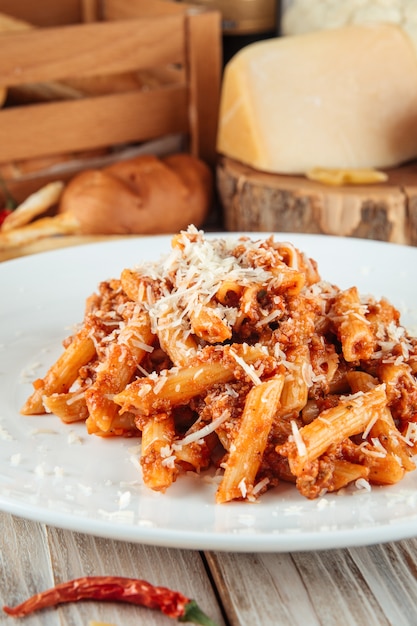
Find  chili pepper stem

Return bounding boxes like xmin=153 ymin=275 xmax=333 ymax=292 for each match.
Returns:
xmin=179 ymin=600 xmax=220 ymax=626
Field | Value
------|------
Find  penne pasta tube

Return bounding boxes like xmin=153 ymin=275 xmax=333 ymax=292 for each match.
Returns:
xmin=173 ymin=439 xmax=210 ymax=472
xmin=120 ymin=268 xmax=143 ymax=302
xmin=189 ymin=301 xmax=232 ymax=344
xmin=157 ymin=324 xmax=198 ymax=367
xmin=279 ymin=345 xmax=310 ymax=415
xmin=85 ymin=312 xmax=154 ymax=434
xmin=331 ymin=286 xmax=376 ymax=362
xmin=43 ymin=391 xmax=88 ymax=424
xmin=331 ymin=460 xmax=369 ymax=491
xmin=115 ymin=360 xmax=237 ymax=417
xmin=346 ymin=370 xmax=378 ymax=393
xmin=87 ymin=411 xmax=138 ymax=437
xmin=21 ymin=330 xmax=96 ymax=415
xmin=270 ymin=265 xmax=306 ymax=295
xmin=215 ymin=280 xmax=243 ymax=306
xmin=156 ymin=303 xmax=199 ymax=367
xmin=234 ymin=284 xmax=261 ymax=331
xmin=216 ymin=373 xmax=285 ymax=503
xmin=140 ymin=413 xmax=178 ymax=491
xmin=365 ymin=453 xmax=405 ymax=485
xmin=368 ymin=408 xmax=415 ymax=472
xmin=277 ymin=385 xmax=388 ymax=477
xmin=114 ymin=345 xmax=270 ymax=416
xmin=276 ymin=241 xmax=320 ymax=286
xmin=379 ymin=362 xmax=417 ymax=403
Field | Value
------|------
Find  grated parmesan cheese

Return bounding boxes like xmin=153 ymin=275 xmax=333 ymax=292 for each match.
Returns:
xmin=362 ymin=413 xmax=380 ymax=440
xmin=161 ymin=455 xmax=176 ymax=468
xmin=355 ymin=478 xmax=372 ymax=492
xmin=252 ymin=477 xmax=270 ymax=495
xmin=10 ymin=453 xmax=21 ymax=466
xmin=238 ymin=477 xmax=247 ymax=498
xmin=229 ymin=349 xmax=262 ymax=385
xmin=291 ymin=420 xmax=307 ymax=457
xmin=175 ymin=410 xmax=230 ymax=447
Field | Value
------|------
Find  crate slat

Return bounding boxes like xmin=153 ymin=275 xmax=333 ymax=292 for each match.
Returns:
xmin=0 ymin=86 xmax=189 ymax=161
xmin=0 ymin=0 xmax=82 ymax=26
xmin=0 ymin=17 xmax=185 ymax=85
xmin=103 ymin=0 xmax=193 ymax=19
xmin=186 ymin=9 xmax=222 ymax=165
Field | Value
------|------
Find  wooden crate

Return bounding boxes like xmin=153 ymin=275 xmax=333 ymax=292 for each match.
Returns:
xmin=0 ymin=0 xmax=222 ymax=202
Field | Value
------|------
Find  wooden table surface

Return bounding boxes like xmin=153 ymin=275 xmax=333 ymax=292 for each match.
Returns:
xmin=2 ymin=237 xmax=417 ymax=626
xmin=2 ymin=511 xmax=417 ymax=625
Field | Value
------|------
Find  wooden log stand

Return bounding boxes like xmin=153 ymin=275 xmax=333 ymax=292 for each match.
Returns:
xmin=217 ymin=156 xmax=417 ymax=245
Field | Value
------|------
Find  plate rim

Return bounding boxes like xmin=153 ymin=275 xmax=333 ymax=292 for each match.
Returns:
xmin=1 ymin=231 xmax=417 ymax=553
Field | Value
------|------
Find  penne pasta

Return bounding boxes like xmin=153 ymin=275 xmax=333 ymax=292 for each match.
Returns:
xmin=331 ymin=460 xmax=370 ymax=491
xmin=279 ymin=345 xmax=310 ymax=416
xmin=216 ymin=373 xmax=285 ymax=503
xmin=21 ymin=227 xmax=417 ymax=503
xmin=22 ymin=329 xmax=96 ymax=415
xmin=189 ymin=300 xmax=232 ymax=344
xmin=85 ymin=311 xmax=154 ymax=434
xmin=113 ymin=344 xmax=272 ymax=417
xmin=43 ymin=391 xmax=88 ymax=424
xmin=140 ymin=412 xmax=178 ymax=491
xmin=330 ymin=286 xmax=376 ymax=362
xmin=277 ymin=385 xmax=387 ymax=477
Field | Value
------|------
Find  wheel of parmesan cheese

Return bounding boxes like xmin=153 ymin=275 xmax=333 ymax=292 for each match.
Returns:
xmin=216 ymin=23 xmax=417 ymax=174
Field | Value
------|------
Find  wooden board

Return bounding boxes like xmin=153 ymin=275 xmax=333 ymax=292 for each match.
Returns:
xmin=217 ymin=156 xmax=417 ymax=245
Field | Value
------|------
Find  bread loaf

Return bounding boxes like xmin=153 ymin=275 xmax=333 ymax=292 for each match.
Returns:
xmin=0 ymin=153 xmax=213 ymax=250
xmin=58 ymin=153 xmax=213 ymax=235
xmin=217 ymin=23 xmax=417 ymax=174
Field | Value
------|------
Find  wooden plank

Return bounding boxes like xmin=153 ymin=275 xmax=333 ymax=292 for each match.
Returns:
xmin=47 ymin=526 xmax=227 ymax=625
xmin=0 ymin=512 xmax=226 ymax=626
xmin=349 ymin=541 xmax=417 ymax=626
xmin=104 ymin=0 xmax=193 ymax=19
xmin=81 ymin=0 xmax=100 ymax=23
xmin=185 ymin=9 xmax=222 ymax=166
xmin=0 ymin=515 xmax=57 ymax=626
xmin=0 ymin=86 xmax=189 ymax=161
xmin=207 ymin=549 xmax=395 ymax=626
xmin=0 ymin=16 xmax=185 ymax=85
xmin=206 ymin=551 xmax=320 ymax=626
xmin=290 ymin=549 xmax=389 ymax=626
xmin=0 ymin=0 xmax=82 ymax=26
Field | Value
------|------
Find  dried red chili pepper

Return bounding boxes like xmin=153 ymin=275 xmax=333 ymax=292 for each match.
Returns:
xmin=0 ymin=208 xmax=11 ymax=226
xmin=3 ymin=576 xmax=219 ymax=625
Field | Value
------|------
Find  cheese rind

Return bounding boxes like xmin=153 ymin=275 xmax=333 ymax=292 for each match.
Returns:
xmin=217 ymin=23 xmax=417 ymax=174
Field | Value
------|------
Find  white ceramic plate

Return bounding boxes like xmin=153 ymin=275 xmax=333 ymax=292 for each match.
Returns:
xmin=1 ymin=233 xmax=417 ymax=553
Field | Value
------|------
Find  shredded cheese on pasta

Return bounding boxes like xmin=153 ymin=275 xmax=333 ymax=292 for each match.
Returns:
xmin=22 ymin=226 xmax=417 ymax=504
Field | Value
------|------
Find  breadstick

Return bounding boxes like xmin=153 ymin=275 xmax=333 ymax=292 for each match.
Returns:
xmin=1 ymin=181 xmax=64 ymax=232
xmin=0 ymin=212 xmax=78 ymax=250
